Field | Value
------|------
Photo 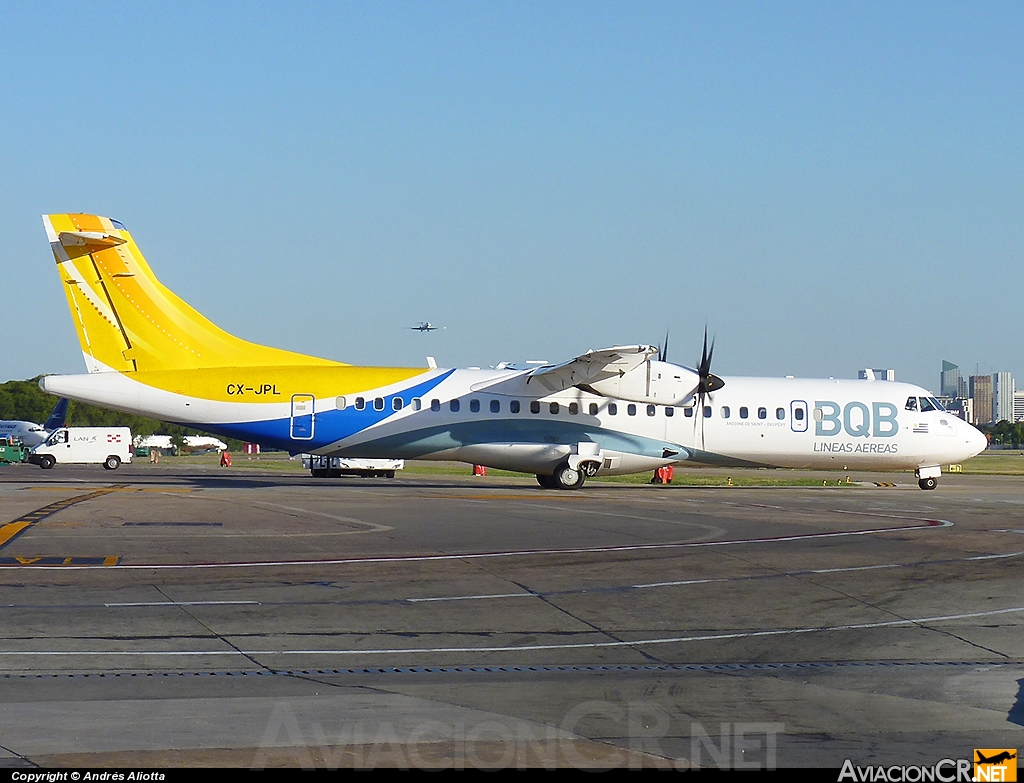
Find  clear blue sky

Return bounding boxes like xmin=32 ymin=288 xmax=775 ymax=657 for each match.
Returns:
xmin=2 ymin=1 xmax=1021 ymax=390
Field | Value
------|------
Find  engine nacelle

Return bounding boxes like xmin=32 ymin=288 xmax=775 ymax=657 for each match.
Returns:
xmin=582 ymin=360 xmax=699 ymax=406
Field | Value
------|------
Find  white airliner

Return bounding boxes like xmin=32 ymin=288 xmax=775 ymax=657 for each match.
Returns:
xmin=37 ymin=214 xmax=986 ymax=489
xmin=0 ymin=398 xmax=69 ymax=447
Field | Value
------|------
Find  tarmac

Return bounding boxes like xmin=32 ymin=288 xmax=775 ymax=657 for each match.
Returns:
xmin=0 ymin=461 xmax=1021 ymax=769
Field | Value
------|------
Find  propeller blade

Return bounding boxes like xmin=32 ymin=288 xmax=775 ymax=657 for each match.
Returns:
xmin=692 ymin=326 xmax=724 ymax=451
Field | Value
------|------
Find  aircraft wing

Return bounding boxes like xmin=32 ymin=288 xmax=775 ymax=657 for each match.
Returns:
xmin=526 ymin=345 xmax=658 ymax=393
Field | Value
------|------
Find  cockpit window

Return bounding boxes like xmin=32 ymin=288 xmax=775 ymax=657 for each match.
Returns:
xmin=928 ymin=397 xmax=945 ymax=411
xmin=905 ymin=397 xmax=917 ymax=411
xmin=919 ymin=397 xmax=938 ymax=413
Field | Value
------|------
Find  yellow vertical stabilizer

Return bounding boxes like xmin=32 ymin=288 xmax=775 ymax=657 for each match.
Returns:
xmin=44 ymin=214 xmax=345 ymax=373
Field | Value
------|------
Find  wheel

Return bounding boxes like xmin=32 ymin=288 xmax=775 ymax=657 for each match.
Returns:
xmin=103 ymin=455 xmax=121 ymax=470
xmin=918 ymin=477 xmax=937 ymax=490
xmin=552 ymin=462 xmax=586 ymax=490
xmin=536 ymin=474 xmax=558 ymax=489
xmin=385 ymin=470 xmax=396 ymax=479
xmin=38 ymin=455 xmax=55 ymax=470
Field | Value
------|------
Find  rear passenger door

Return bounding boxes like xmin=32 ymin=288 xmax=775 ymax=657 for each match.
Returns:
xmin=290 ymin=394 xmax=315 ymax=440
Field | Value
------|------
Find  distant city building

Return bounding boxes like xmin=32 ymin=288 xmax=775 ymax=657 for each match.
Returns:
xmin=1015 ymin=391 xmax=1024 ymax=423
xmin=993 ymin=372 xmax=1015 ymax=423
xmin=941 ymin=361 xmax=965 ymax=398
xmin=970 ymin=375 xmax=993 ymax=424
xmin=858 ymin=368 xmax=895 ymax=381
xmin=940 ymin=397 xmax=971 ymax=421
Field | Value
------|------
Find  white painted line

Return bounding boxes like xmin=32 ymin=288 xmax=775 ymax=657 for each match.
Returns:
xmin=407 ymin=593 xmax=533 ymax=603
xmin=3 ymin=606 xmax=1022 ymax=658
xmin=13 ymin=518 xmax=954 ymax=570
xmin=104 ymin=600 xmax=261 ymax=607
xmin=402 ymin=550 xmax=1024 ymax=600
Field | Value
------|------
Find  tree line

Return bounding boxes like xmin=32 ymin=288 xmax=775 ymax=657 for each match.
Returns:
xmin=978 ymin=420 xmax=1024 ymax=448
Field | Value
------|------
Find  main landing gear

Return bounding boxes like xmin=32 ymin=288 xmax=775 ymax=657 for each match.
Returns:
xmin=537 ymin=462 xmax=587 ymax=490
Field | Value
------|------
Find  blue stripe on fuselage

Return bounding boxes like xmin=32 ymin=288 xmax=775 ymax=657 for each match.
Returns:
xmin=202 ymin=369 xmax=456 ymax=452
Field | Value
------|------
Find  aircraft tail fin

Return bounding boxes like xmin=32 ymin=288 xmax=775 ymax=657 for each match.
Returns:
xmin=43 ymin=398 xmax=69 ymax=430
xmin=43 ymin=214 xmax=343 ymax=374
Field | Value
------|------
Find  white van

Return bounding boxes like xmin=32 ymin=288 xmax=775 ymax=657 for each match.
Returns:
xmin=29 ymin=427 xmax=133 ymax=470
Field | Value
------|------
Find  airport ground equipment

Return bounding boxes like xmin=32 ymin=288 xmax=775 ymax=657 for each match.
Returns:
xmin=28 ymin=427 xmax=133 ymax=470
xmin=0 ymin=437 xmax=28 ymax=465
xmin=301 ymin=454 xmax=403 ymax=478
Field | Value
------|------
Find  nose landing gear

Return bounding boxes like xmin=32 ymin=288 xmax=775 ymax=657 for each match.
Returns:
xmin=915 ymin=466 xmax=940 ymax=490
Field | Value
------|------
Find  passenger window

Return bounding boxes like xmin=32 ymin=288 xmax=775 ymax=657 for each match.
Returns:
xmin=470 ymin=399 xmax=480 ymax=413
xmin=794 ymin=407 xmax=804 ymax=421
xmin=721 ymin=406 xmax=730 ymax=418
xmin=412 ymin=397 xmax=422 ymax=411
xmin=776 ymin=407 xmax=785 ymax=420
xmin=665 ymin=407 xmax=674 ymax=417
xmin=510 ymin=400 xmax=520 ymax=414
xmin=684 ymin=407 xmax=693 ymax=418
xmin=627 ymin=404 xmax=637 ymax=416
xmin=758 ymin=407 xmax=767 ymax=420
xmin=647 ymin=405 xmax=656 ymax=416
xmin=490 ymin=399 xmax=500 ymax=413
xmin=608 ymin=403 xmax=617 ymax=415
xmin=355 ymin=397 xmax=365 ymax=411
xmin=739 ymin=406 xmax=748 ymax=419
xmin=905 ymin=397 xmax=918 ymax=411
xmin=589 ymin=403 xmax=598 ymax=415
xmin=337 ymin=396 xmax=347 ymax=410
xmin=374 ymin=397 xmax=384 ymax=411
xmin=450 ymin=399 xmax=460 ymax=413
xmin=392 ymin=397 xmax=403 ymax=411
xmin=530 ymin=401 xmax=540 ymax=414
xmin=813 ymin=408 xmax=823 ymax=421
xmin=703 ymin=406 xmax=712 ymax=418
xmin=569 ymin=402 xmax=579 ymax=415
xmin=549 ymin=402 xmax=559 ymax=414
xmin=430 ymin=399 xmax=441 ymax=412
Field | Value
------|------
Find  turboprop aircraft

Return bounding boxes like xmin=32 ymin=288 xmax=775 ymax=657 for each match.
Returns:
xmin=410 ymin=322 xmax=442 ymax=332
xmin=38 ymin=214 xmax=987 ymax=490
xmin=0 ymin=397 xmax=69 ymax=447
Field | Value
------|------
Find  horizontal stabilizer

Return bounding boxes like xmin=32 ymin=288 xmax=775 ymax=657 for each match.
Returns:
xmin=44 ymin=214 xmax=345 ymax=374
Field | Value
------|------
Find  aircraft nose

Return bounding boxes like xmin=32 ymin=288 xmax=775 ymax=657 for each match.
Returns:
xmin=965 ymin=423 xmax=988 ymax=458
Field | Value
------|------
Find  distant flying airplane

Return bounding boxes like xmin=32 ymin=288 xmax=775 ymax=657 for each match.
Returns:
xmin=410 ymin=322 xmax=442 ymax=332
xmin=0 ymin=397 xmax=69 ymax=447
xmin=38 ymin=214 xmax=987 ymax=489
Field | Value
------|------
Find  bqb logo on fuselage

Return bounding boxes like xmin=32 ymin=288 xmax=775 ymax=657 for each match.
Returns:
xmin=814 ymin=401 xmax=899 ymax=439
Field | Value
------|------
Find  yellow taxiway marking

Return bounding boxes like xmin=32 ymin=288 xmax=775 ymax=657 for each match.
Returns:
xmin=0 ymin=555 xmax=120 ymax=567
xmin=0 ymin=522 xmax=33 ymax=548
xmin=0 ymin=486 xmax=125 ymax=551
